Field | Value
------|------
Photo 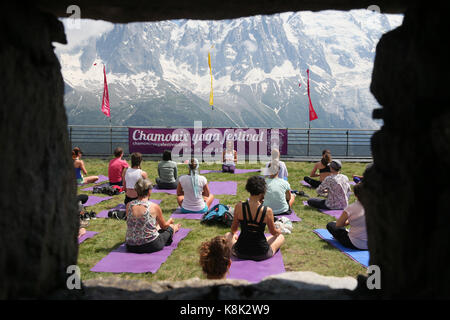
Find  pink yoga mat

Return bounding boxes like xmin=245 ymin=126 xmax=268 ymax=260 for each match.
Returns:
xmin=85 ymin=195 xmax=113 ymax=207
xmin=303 ymin=201 xmax=343 ymax=219
xmin=227 ymin=249 xmax=285 ymax=283
xmin=78 ymin=231 xmax=98 ymax=244
xmin=90 ymin=228 xmax=191 ymax=274
xmin=170 ymin=199 xmax=220 ymax=220
xmin=97 ymin=199 xmax=163 ymax=218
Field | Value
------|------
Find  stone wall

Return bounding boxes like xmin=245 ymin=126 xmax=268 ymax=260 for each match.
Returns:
xmin=0 ymin=3 xmax=78 ymax=299
xmin=357 ymin=5 xmax=450 ymax=298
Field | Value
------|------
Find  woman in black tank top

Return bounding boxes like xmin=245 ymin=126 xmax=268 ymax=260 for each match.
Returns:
xmin=225 ymin=176 xmax=285 ymax=261
xmin=304 ymin=149 xmax=332 ymax=189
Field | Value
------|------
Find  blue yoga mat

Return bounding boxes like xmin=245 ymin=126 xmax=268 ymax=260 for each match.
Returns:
xmin=313 ymin=229 xmax=369 ymax=268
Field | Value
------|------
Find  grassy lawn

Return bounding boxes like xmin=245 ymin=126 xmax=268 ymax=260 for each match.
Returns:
xmin=77 ymin=158 xmax=368 ymax=283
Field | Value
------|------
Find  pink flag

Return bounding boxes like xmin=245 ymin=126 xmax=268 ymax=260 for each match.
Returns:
xmin=101 ymin=65 xmax=110 ymax=118
xmin=307 ymin=69 xmax=318 ymax=121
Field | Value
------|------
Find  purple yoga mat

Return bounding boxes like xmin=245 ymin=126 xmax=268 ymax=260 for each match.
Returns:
xmin=303 ymin=201 xmax=343 ymax=219
xmin=200 ymin=169 xmax=260 ymax=174
xmin=208 ymin=181 xmax=237 ymax=195
xmin=85 ymin=195 xmax=113 ymax=207
xmin=171 ymin=199 xmax=220 ymax=220
xmin=151 ymin=187 xmax=178 ymax=195
xmin=227 ymin=249 xmax=285 ymax=283
xmin=275 ymin=210 xmax=302 ymax=222
xmin=90 ymin=228 xmax=191 ymax=274
xmin=78 ymin=231 xmax=98 ymax=244
xmin=97 ymin=199 xmax=163 ymax=218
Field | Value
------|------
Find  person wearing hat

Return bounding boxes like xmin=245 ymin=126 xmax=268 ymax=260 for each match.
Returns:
xmin=263 ymin=159 xmax=295 ymax=215
xmin=264 ymin=148 xmax=289 ymax=181
xmin=72 ymin=147 xmax=99 ymax=185
xmin=177 ymin=158 xmax=215 ymax=213
xmin=307 ymin=159 xmax=351 ymax=210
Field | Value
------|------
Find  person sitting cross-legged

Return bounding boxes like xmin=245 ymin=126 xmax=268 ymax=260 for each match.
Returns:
xmin=199 ymin=235 xmax=232 ymax=280
xmin=263 ymin=159 xmax=295 ymax=216
xmin=222 ymin=140 xmax=237 ymax=173
xmin=326 ymin=183 xmax=368 ymax=250
xmin=122 ymin=152 xmax=148 ymax=205
xmin=225 ymin=175 xmax=284 ymax=261
xmin=156 ymin=150 xmax=178 ymax=189
xmin=307 ymin=159 xmax=351 ymax=210
xmin=177 ymin=158 xmax=215 ymax=213
xmin=125 ymin=178 xmax=181 ymax=254
xmin=304 ymin=149 xmax=332 ymax=189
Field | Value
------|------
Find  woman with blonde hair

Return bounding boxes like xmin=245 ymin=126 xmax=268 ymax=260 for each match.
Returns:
xmin=177 ymin=158 xmax=214 ymax=213
xmin=125 ymin=178 xmax=181 ymax=253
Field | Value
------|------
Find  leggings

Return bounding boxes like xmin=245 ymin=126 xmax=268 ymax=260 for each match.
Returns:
xmin=156 ymin=177 xmax=178 ymax=190
xmin=326 ymin=222 xmax=358 ymax=250
xmin=304 ymin=176 xmax=322 ymax=189
xmin=126 ymin=227 xmax=174 ymax=253
xmin=222 ymin=164 xmax=235 ymax=173
xmin=307 ymin=198 xmax=330 ymax=210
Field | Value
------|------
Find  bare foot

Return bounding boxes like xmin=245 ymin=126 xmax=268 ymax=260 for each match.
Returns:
xmin=171 ymin=223 xmax=181 ymax=233
xmin=78 ymin=228 xmax=86 ymax=238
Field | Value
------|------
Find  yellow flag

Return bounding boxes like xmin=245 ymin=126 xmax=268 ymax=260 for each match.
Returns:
xmin=208 ymin=52 xmax=213 ymax=106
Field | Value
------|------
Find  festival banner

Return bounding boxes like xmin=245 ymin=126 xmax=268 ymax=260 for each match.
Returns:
xmin=128 ymin=127 xmax=288 ymax=156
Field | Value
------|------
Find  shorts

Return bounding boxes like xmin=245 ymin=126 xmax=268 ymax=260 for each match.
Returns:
xmin=180 ymin=202 xmax=209 ymax=213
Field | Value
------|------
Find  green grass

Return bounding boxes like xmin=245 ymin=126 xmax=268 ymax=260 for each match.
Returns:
xmin=77 ymin=159 xmax=368 ymax=282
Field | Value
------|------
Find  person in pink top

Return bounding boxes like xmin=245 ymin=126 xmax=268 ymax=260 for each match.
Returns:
xmin=108 ymin=147 xmax=129 ymax=187
xmin=326 ymin=183 xmax=368 ymax=250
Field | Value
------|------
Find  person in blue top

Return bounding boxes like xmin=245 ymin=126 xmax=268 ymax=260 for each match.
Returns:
xmin=72 ymin=147 xmax=98 ymax=185
xmin=263 ymin=159 xmax=295 ymax=215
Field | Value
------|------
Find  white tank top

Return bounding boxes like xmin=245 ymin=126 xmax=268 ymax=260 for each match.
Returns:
xmin=224 ymin=150 xmax=235 ymax=165
xmin=125 ymin=168 xmax=143 ymax=190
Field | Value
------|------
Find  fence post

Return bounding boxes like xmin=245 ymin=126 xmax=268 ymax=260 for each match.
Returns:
xmin=346 ymin=130 xmax=349 ymax=157
xmin=307 ymin=129 xmax=310 ymax=156
xmin=110 ymin=127 xmax=113 ymax=155
xmin=69 ymin=126 xmax=72 ymax=148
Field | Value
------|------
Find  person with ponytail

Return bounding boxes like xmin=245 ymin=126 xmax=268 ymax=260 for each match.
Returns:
xmin=304 ymin=149 xmax=332 ymax=189
xmin=125 ymin=178 xmax=181 ymax=254
xmin=199 ymin=236 xmax=232 ymax=280
xmin=177 ymin=158 xmax=214 ymax=213
xmin=72 ymin=147 xmax=99 ymax=185
xmin=122 ymin=152 xmax=148 ymax=205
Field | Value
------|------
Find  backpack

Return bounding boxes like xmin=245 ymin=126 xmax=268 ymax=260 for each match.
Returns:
xmin=201 ymin=204 xmax=234 ymax=227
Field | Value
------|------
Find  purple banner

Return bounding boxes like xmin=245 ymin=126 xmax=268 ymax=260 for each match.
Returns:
xmin=128 ymin=127 xmax=287 ymax=156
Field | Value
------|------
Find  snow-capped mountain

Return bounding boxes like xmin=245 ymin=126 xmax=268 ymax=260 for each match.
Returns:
xmin=56 ymin=10 xmax=403 ymax=128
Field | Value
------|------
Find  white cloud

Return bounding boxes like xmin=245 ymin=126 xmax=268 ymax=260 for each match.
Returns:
xmin=54 ymin=18 xmax=114 ymax=52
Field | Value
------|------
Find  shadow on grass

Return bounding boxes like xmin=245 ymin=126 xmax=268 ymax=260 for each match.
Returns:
xmin=93 ymin=241 xmax=124 ymax=255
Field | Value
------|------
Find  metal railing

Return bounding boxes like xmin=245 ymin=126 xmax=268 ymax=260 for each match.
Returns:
xmin=68 ymin=125 xmax=375 ymax=159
